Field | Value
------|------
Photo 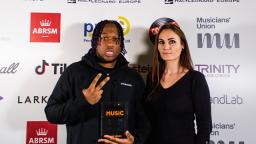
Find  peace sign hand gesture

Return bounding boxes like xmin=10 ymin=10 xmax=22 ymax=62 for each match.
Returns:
xmin=82 ymin=73 xmax=110 ymax=105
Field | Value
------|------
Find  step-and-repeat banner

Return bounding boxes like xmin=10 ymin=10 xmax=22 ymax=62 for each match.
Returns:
xmin=1 ymin=0 xmax=255 ymax=144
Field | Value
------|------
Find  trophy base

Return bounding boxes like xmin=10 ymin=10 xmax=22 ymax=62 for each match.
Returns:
xmin=100 ymin=102 xmax=128 ymax=138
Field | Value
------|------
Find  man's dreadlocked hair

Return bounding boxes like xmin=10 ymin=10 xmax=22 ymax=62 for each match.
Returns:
xmin=91 ymin=20 xmax=126 ymax=55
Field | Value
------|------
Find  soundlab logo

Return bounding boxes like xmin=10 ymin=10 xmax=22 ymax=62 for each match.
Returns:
xmin=35 ymin=60 xmax=67 ymax=75
xmin=211 ymin=94 xmax=243 ymax=105
xmin=30 ymin=12 xmax=61 ymax=42
xmin=84 ymin=16 xmax=131 ymax=43
xmin=197 ymin=33 xmax=240 ymax=49
xmin=195 ymin=64 xmax=240 ymax=78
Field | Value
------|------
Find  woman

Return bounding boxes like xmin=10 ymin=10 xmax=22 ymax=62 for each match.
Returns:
xmin=144 ymin=23 xmax=212 ymax=144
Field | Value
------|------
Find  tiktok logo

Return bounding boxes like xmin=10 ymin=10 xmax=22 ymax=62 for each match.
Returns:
xmin=35 ymin=60 xmax=49 ymax=75
xmin=35 ymin=60 xmax=68 ymax=75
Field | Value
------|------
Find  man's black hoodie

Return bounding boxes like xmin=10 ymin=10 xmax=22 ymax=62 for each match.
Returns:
xmin=45 ymin=49 xmax=150 ymax=144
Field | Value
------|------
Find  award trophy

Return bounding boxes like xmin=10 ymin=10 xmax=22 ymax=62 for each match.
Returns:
xmin=100 ymin=102 xmax=128 ymax=138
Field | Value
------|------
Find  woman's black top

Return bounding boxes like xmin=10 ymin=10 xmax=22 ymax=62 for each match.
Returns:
xmin=144 ymin=70 xmax=212 ymax=144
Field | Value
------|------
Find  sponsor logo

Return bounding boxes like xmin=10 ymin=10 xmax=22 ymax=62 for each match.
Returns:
xmin=197 ymin=33 xmax=240 ymax=48
xmin=164 ymin=0 xmax=239 ymax=4
xmin=84 ymin=16 xmax=131 ymax=43
xmin=211 ymin=94 xmax=243 ymax=105
xmin=68 ymin=0 xmax=141 ymax=4
xmin=196 ymin=17 xmax=231 ymax=30
xmin=119 ymin=0 xmax=141 ymax=3
xmin=0 ymin=62 xmax=19 ymax=74
xmin=195 ymin=64 xmax=240 ymax=77
xmin=35 ymin=60 xmax=67 ymax=75
xmin=213 ymin=122 xmax=236 ymax=130
xmin=211 ymin=122 xmax=236 ymax=137
xmin=18 ymin=96 xmax=48 ymax=104
xmin=148 ymin=17 xmax=179 ymax=44
xmin=211 ymin=122 xmax=245 ymax=144
xmin=129 ymin=64 xmax=152 ymax=74
xmin=30 ymin=12 xmax=61 ymax=42
xmin=210 ymin=140 xmax=244 ymax=144
xmin=26 ymin=121 xmax=57 ymax=144
xmin=25 ymin=0 xmax=44 ymax=1
xmin=216 ymin=0 xmax=240 ymax=2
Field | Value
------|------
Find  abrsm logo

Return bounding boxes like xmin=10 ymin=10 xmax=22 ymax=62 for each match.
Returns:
xmin=26 ymin=121 xmax=57 ymax=144
xmin=30 ymin=12 xmax=61 ymax=42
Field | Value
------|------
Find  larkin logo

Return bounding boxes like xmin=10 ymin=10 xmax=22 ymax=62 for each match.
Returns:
xmin=30 ymin=12 xmax=61 ymax=42
xmin=26 ymin=121 xmax=57 ymax=144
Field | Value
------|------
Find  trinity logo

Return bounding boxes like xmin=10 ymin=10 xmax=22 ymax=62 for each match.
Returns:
xmin=30 ymin=12 xmax=61 ymax=42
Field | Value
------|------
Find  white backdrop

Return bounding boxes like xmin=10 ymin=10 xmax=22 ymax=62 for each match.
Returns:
xmin=0 ymin=0 xmax=255 ymax=144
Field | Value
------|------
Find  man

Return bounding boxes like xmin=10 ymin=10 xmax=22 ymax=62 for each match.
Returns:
xmin=45 ymin=20 xmax=149 ymax=144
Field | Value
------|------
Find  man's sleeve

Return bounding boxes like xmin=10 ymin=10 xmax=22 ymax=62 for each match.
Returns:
xmin=133 ymin=75 xmax=150 ymax=144
xmin=44 ymin=67 xmax=94 ymax=125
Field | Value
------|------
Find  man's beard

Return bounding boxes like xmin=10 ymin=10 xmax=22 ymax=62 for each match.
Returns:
xmin=95 ymin=53 xmax=118 ymax=64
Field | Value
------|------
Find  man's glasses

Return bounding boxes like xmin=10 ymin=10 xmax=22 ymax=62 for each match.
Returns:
xmin=99 ymin=35 xmax=121 ymax=45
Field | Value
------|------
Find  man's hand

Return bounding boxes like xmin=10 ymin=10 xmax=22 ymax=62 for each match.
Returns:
xmin=98 ymin=131 xmax=134 ymax=144
xmin=82 ymin=73 xmax=110 ymax=105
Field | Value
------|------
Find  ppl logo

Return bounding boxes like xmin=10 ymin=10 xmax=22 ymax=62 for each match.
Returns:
xmin=197 ymin=33 xmax=240 ymax=48
xmin=26 ymin=121 xmax=57 ymax=144
xmin=84 ymin=16 xmax=130 ymax=42
xmin=148 ymin=17 xmax=179 ymax=44
xmin=0 ymin=96 xmax=3 ymax=101
xmin=35 ymin=60 xmax=67 ymax=75
xmin=30 ymin=12 xmax=61 ymax=42
xmin=211 ymin=94 xmax=243 ymax=105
